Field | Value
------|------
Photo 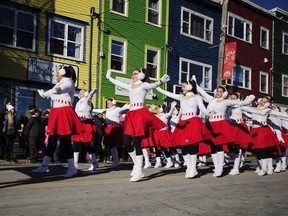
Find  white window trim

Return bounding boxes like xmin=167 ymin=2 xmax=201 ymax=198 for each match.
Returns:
xmin=110 ymin=0 xmax=129 ymax=17
xmin=146 ymin=0 xmax=162 ymax=27
xmin=0 ymin=5 xmax=37 ymax=51
xmin=260 ymin=26 xmax=269 ymax=50
xmin=282 ymin=74 xmax=288 ymax=97
xmin=47 ymin=17 xmax=85 ymax=61
xmin=173 ymin=84 xmax=182 ymax=94
xmin=283 ymin=32 xmax=288 ymax=55
xmin=180 ymin=7 xmax=213 ymax=44
xmin=259 ymin=71 xmax=268 ymax=93
xmin=109 ymin=36 xmax=127 ymax=74
xmin=226 ymin=64 xmax=252 ymax=90
xmin=145 ymin=46 xmax=161 ymax=80
xmin=179 ymin=57 xmax=212 ymax=91
xmin=227 ymin=12 xmax=252 ymax=44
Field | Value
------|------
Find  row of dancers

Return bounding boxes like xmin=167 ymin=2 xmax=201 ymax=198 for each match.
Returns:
xmin=32 ymin=66 xmax=288 ymax=182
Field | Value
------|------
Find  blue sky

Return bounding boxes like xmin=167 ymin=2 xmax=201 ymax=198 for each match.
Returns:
xmin=249 ymin=0 xmax=288 ymax=11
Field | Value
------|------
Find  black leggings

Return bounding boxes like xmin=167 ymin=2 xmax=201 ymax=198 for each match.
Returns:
xmin=254 ymin=148 xmax=267 ymax=160
xmin=124 ymin=135 xmax=143 ymax=155
xmin=155 ymin=148 xmax=171 ymax=158
xmin=210 ymin=144 xmax=223 ymax=154
xmin=45 ymin=135 xmax=73 ymax=160
xmin=181 ymin=144 xmax=197 ymax=155
xmin=73 ymin=141 xmax=95 ymax=154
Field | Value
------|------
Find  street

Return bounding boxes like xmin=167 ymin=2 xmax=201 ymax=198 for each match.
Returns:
xmin=0 ymin=158 xmax=288 ymax=216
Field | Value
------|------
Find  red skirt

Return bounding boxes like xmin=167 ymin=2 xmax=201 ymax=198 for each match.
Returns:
xmin=250 ymin=126 xmax=280 ymax=149
xmin=48 ymin=106 xmax=84 ymax=136
xmin=206 ymin=120 xmax=234 ymax=145
xmin=153 ymin=128 xmax=173 ymax=150
xmin=103 ymin=124 xmax=124 ymax=146
xmin=231 ymin=122 xmax=252 ymax=149
xmin=72 ymin=119 xmax=97 ymax=142
xmin=197 ymin=142 xmax=211 ymax=155
xmin=281 ymin=130 xmax=288 ymax=149
xmin=171 ymin=117 xmax=211 ymax=147
xmin=141 ymin=136 xmax=155 ymax=148
xmin=124 ymin=108 xmax=165 ymax=137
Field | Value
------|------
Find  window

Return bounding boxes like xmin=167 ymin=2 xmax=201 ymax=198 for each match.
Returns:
xmin=179 ymin=58 xmax=212 ymax=90
xmin=227 ymin=65 xmax=251 ymax=89
xmin=282 ymin=74 xmax=288 ymax=97
xmin=259 ymin=71 xmax=268 ymax=93
xmin=283 ymin=32 xmax=288 ymax=55
xmin=111 ymin=0 xmax=128 ymax=16
xmin=260 ymin=27 xmax=269 ymax=49
xmin=228 ymin=12 xmax=252 ymax=43
xmin=147 ymin=0 xmax=161 ymax=26
xmin=173 ymin=85 xmax=182 ymax=94
xmin=0 ymin=6 xmax=37 ymax=51
xmin=146 ymin=47 xmax=160 ymax=79
xmin=181 ymin=7 xmax=213 ymax=43
xmin=47 ymin=17 xmax=85 ymax=61
xmin=110 ymin=38 xmax=127 ymax=73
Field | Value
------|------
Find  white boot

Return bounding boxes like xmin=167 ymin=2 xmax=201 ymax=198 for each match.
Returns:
xmin=267 ymin=158 xmax=273 ymax=175
xmin=130 ymin=155 xmax=144 ymax=182
xmin=229 ymin=153 xmax=240 ymax=175
xmin=197 ymin=155 xmax=206 ymax=167
xmin=183 ymin=154 xmax=191 ymax=178
xmin=186 ymin=154 xmax=198 ymax=178
xmin=154 ymin=157 xmax=162 ymax=168
xmin=239 ymin=149 xmax=245 ymax=168
xmin=129 ymin=150 xmax=137 ymax=176
xmin=211 ymin=153 xmax=219 ymax=177
xmin=73 ymin=152 xmax=79 ymax=168
xmin=110 ymin=147 xmax=120 ymax=168
xmin=274 ymin=157 xmax=282 ymax=173
xmin=214 ymin=151 xmax=224 ymax=177
xmin=88 ymin=153 xmax=99 ymax=171
xmin=174 ymin=154 xmax=181 ymax=168
xmin=64 ymin=158 xmax=77 ymax=178
xmin=32 ymin=156 xmax=50 ymax=172
xmin=281 ymin=156 xmax=287 ymax=171
xmin=164 ymin=157 xmax=174 ymax=168
xmin=258 ymin=159 xmax=267 ymax=176
xmin=255 ymin=159 xmax=261 ymax=173
xmin=142 ymin=148 xmax=152 ymax=169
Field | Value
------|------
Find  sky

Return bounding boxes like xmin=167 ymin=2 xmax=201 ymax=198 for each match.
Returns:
xmin=249 ymin=0 xmax=288 ymax=12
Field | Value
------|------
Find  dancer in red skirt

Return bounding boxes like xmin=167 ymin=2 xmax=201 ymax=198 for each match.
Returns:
xmin=197 ymin=84 xmax=255 ymax=177
xmin=156 ymin=77 xmax=212 ymax=178
xmin=33 ymin=66 xmax=83 ymax=177
xmin=153 ymin=102 xmax=177 ymax=168
xmin=266 ymin=104 xmax=288 ymax=174
xmin=92 ymin=99 xmax=129 ymax=168
xmin=72 ymin=88 xmax=98 ymax=171
xmin=279 ymin=112 xmax=288 ymax=172
xmin=228 ymin=92 xmax=252 ymax=175
xmin=106 ymin=68 xmax=169 ymax=182
xmin=241 ymin=96 xmax=286 ymax=176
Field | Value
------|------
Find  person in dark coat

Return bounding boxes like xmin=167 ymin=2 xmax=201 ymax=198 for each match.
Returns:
xmin=25 ymin=109 xmax=44 ymax=163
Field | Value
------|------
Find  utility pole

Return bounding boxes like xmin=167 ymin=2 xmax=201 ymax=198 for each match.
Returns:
xmin=217 ymin=0 xmax=229 ymax=86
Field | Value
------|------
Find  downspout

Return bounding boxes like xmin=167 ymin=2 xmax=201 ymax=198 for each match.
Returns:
xmin=95 ymin=0 xmax=102 ymax=107
xmin=88 ymin=7 xmax=96 ymax=92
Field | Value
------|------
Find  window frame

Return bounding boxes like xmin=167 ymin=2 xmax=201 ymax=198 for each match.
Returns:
xmin=173 ymin=85 xmax=182 ymax=94
xmin=146 ymin=0 xmax=162 ymax=27
xmin=110 ymin=0 xmax=128 ymax=17
xmin=260 ymin=26 xmax=269 ymax=50
xmin=145 ymin=46 xmax=161 ymax=80
xmin=179 ymin=57 xmax=212 ymax=91
xmin=0 ymin=5 xmax=37 ymax=51
xmin=109 ymin=36 xmax=127 ymax=74
xmin=259 ymin=71 xmax=269 ymax=94
xmin=282 ymin=74 xmax=288 ymax=97
xmin=226 ymin=64 xmax=252 ymax=90
xmin=47 ymin=17 xmax=85 ymax=61
xmin=283 ymin=32 xmax=288 ymax=55
xmin=180 ymin=7 xmax=213 ymax=44
xmin=227 ymin=12 xmax=252 ymax=43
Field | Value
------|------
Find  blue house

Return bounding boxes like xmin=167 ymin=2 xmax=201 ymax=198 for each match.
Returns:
xmin=166 ymin=0 xmax=222 ymax=100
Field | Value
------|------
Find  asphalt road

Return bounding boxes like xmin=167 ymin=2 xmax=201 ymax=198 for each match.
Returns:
xmin=0 ymin=158 xmax=288 ymax=216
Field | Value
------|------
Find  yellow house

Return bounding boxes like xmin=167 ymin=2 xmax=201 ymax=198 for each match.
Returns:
xmin=0 ymin=0 xmax=100 ymax=117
